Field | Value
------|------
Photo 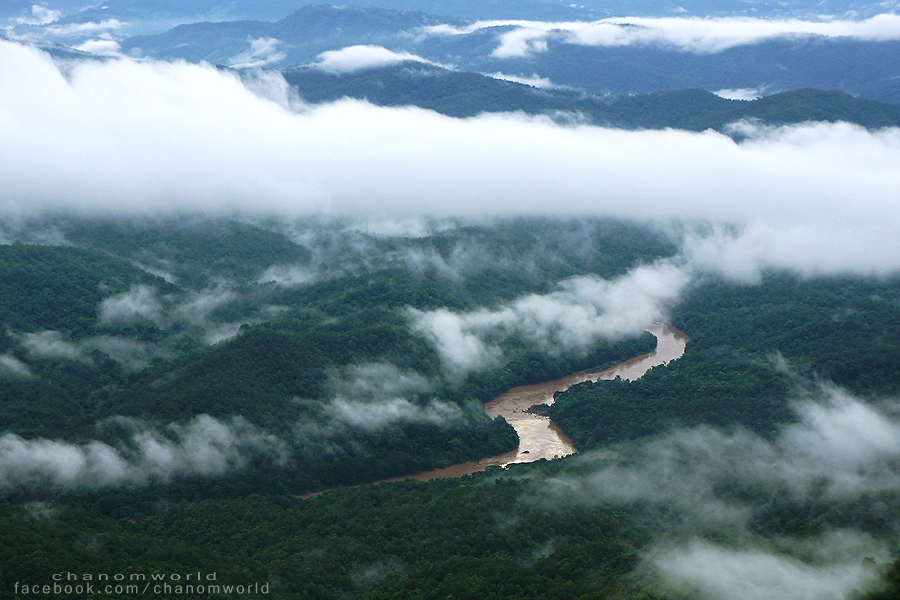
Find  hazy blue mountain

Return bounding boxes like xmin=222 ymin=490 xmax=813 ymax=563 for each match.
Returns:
xmin=3 ymin=0 xmax=593 ymax=34
xmin=120 ymin=6 xmax=463 ymax=66
xmin=571 ymin=0 xmax=900 ymax=17
xmin=9 ymin=2 xmax=900 ymax=101
xmin=511 ymin=37 xmax=900 ymax=103
xmin=114 ymin=5 xmax=900 ymax=102
xmin=280 ymin=63 xmax=900 ymax=129
xmin=4 ymin=0 xmax=894 ymax=24
xmin=121 ymin=20 xmax=280 ymax=64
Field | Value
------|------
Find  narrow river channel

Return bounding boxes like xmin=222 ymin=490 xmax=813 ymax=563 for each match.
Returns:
xmin=382 ymin=323 xmax=689 ymax=483
xmin=299 ymin=324 xmax=689 ymax=496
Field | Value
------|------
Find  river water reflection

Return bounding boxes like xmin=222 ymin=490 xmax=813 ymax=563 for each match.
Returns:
xmin=384 ymin=323 xmax=689 ymax=483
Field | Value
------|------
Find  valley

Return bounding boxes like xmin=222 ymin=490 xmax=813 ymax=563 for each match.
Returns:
xmin=2 ymin=0 xmax=900 ymax=596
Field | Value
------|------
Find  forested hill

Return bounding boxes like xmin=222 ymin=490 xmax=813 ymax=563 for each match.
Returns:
xmin=4 ymin=217 xmax=900 ymax=598
xmin=280 ymin=64 xmax=900 ymax=131
xmin=0 ymin=217 xmax=672 ymax=492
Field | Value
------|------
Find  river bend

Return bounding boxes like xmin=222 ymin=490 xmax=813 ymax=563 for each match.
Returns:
xmin=384 ymin=323 xmax=689 ymax=483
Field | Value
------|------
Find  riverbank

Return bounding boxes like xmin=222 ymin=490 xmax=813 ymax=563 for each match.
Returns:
xmin=299 ymin=324 xmax=688 ymax=497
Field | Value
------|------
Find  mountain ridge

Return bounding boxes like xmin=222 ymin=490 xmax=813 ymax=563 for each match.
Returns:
xmin=278 ymin=62 xmax=900 ymax=131
xmin=116 ymin=5 xmax=900 ymax=103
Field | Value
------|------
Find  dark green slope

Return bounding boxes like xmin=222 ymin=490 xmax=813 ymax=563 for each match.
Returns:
xmin=0 ymin=478 xmax=653 ymax=600
xmin=61 ymin=218 xmax=310 ymax=286
xmin=99 ymin=313 xmax=438 ymax=423
xmin=0 ymin=218 xmax=675 ymax=492
xmin=744 ymin=88 xmax=900 ymax=127
xmin=0 ymin=244 xmax=171 ymax=338
xmin=5 ymin=218 xmax=900 ymax=598
xmin=552 ymin=273 xmax=900 ymax=451
xmin=0 ymin=245 xmax=176 ymax=431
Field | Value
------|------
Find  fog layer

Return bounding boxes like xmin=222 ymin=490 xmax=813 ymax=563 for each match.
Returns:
xmin=425 ymin=14 xmax=900 ymax=56
xmin=0 ymin=415 xmax=286 ymax=491
xmin=530 ymin=384 xmax=900 ymax=599
xmin=3 ymin=40 xmax=900 ymax=278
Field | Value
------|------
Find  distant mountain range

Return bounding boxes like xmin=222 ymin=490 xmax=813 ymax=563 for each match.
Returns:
xmin=278 ymin=62 xmax=900 ymax=130
xmin=114 ymin=6 xmax=900 ymax=103
xmin=6 ymin=2 xmax=900 ymax=111
xmin=4 ymin=0 xmax=897 ymax=23
xmin=120 ymin=6 xmax=461 ymax=65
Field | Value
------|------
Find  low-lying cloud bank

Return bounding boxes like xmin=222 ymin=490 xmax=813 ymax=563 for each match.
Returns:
xmin=310 ymin=45 xmax=439 ymax=74
xmin=529 ymin=384 xmax=900 ymax=598
xmin=3 ymin=40 xmax=900 ymax=278
xmin=98 ymin=283 xmax=270 ymax=346
xmin=411 ymin=263 xmax=688 ymax=375
xmin=0 ymin=415 xmax=287 ymax=491
xmin=293 ymin=362 xmax=474 ymax=452
xmin=544 ymin=387 xmax=900 ymax=506
xmin=228 ymin=37 xmax=286 ymax=69
xmin=424 ymin=13 xmax=900 ymax=56
xmin=322 ymin=362 xmax=465 ymax=432
xmin=18 ymin=329 xmax=172 ymax=371
xmin=646 ymin=537 xmax=883 ymax=600
xmin=0 ymin=362 xmax=478 ymax=492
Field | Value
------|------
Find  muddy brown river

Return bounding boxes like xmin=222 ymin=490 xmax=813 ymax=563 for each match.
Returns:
xmin=299 ymin=324 xmax=689 ymax=496
xmin=382 ymin=323 xmax=689 ymax=483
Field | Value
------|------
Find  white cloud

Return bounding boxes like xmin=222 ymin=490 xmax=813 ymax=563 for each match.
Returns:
xmin=292 ymin=363 xmax=472 ymax=444
xmin=0 ymin=415 xmax=286 ymax=491
xmin=529 ymin=385 xmax=900 ymax=598
xmin=327 ymin=362 xmax=435 ymax=399
xmin=238 ymin=68 xmax=308 ymax=113
xmin=321 ymin=363 xmax=464 ymax=432
xmin=487 ymin=72 xmax=562 ymax=89
xmin=99 ymin=284 xmax=165 ymax=325
xmin=97 ymin=284 xmax=252 ymax=347
xmin=228 ymin=37 xmax=286 ymax=69
xmin=326 ymin=397 xmax=463 ymax=432
xmin=311 ymin=45 xmax=436 ymax=74
xmin=411 ymin=263 xmax=689 ymax=375
xmin=489 ymin=26 xmax=551 ymax=58
xmin=73 ymin=37 xmax=121 ymax=57
xmin=538 ymin=385 xmax=900 ymax=515
xmin=647 ymin=539 xmax=882 ymax=600
xmin=410 ymin=308 xmax=504 ymax=374
xmin=424 ymin=13 xmax=900 ymax=56
xmin=44 ymin=19 xmax=125 ymax=38
xmin=680 ymin=220 xmax=900 ymax=281
xmin=3 ymin=41 xmax=900 ymax=278
xmin=16 ymin=329 xmax=172 ymax=370
xmin=0 ymin=354 xmax=33 ymax=378
xmin=713 ymin=87 xmax=766 ymax=100
xmin=19 ymin=330 xmax=85 ymax=362
xmin=84 ymin=335 xmax=172 ymax=370
xmin=350 ymin=217 xmax=438 ymax=238
xmin=256 ymin=263 xmax=317 ymax=285
xmin=574 ymin=14 xmax=900 ymax=52
xmin=15 ymin=5 xmax=61 ymax=26
xmin=172 ymin=285 xmax=236 ymax=324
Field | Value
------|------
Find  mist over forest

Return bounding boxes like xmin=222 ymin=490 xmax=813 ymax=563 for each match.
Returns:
xmin=3 ymin=0 xmax=900 ymax=598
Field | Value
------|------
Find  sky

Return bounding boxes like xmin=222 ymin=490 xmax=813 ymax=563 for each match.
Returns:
xmin=3 ymin=38 xmax=900 ymax=279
